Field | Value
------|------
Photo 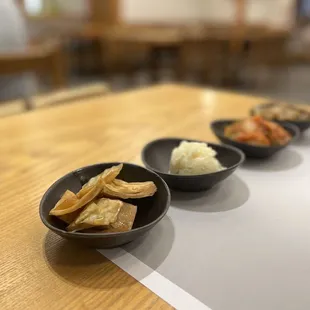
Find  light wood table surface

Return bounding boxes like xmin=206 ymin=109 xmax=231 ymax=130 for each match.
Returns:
xmin=0 ymin=84 xmax=265 ymax=310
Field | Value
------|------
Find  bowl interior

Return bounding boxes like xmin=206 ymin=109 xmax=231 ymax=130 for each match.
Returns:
xmin=211 ymin=119 xmax=298 ymax=149
xmin=251 ymin=103 xmax=310 ymax=132
xmin=142 ymin=138 xmax=244 ymax=175
xmin=40 ymin=163 xmax=170 ymax=235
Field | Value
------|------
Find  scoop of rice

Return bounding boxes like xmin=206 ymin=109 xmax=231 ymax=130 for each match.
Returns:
xmin=169 ymin=141 xmax=224 ymax=175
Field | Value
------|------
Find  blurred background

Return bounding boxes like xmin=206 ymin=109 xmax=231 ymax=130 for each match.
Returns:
xmin=1 ymin=0 xmax=310 ymax=116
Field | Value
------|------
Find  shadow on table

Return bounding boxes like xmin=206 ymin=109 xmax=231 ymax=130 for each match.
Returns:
xmin=171 ymin=175 xmax=249 ymax=213
xmin=242 ymin=149 xmax=303 ymax=172
xmin=43 ymin=231 xmax=134 ymax=289
xmin=121 ymin=216 xmax=175 ymax=278
xmin=293 ymin=132 xmax=310 ymax=147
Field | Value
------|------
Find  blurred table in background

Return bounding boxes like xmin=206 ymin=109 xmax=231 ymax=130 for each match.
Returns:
xmin=100 ymin=24 xmax=291 ymax=83
xmin=0 ymin=38 xmax=66 ymax=89
xmin=25 ymin=14 xmax=293 ymax=85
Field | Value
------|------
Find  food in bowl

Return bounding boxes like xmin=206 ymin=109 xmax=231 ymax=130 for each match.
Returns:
xmin=252 ymin=102 xmax=310 ymax=121
xmin=169 ymin=141 xmax=224 ymax=175
xmin=224 ymin=116 xmax=291 ymax=146
xmin=49 ymin=164 xmax=157 ymax=233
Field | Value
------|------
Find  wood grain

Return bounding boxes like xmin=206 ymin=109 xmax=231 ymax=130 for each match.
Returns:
xmin=0 ymin=84 xmax=266 ymax=310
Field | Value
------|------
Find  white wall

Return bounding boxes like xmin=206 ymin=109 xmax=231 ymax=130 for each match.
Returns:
xmin=121 ymin=0 xmax=236 ymax=24
xmin=121 ymin=0 xmax=202 ymax=24
xmin=120 ymin=0 xmax=294 ymax=27
xmin=246 ymin=0 xmax=294 ymax=28
xmin=200 ymin=0 xmax=236 ymax=23
xmin=54 ymin=0 xmax=89 ymax=17
xmin=25 ymin=0 xmax=43 ymax=14
xmin=26 ymin=0 xmax=294 ymax=28
xmin=25 ymin=0 xmax=89 ymax=17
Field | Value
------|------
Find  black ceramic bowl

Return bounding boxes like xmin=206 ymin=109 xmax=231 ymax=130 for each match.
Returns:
xmin=142 ymin=138 xmax=244 ymax=192
xmin=40 ymin=163 xmax=170 ymax=249
xmin=211 ymin=119 xmax=299 ymax=158
xmin=251 ymin=103 xmax=310 ymax=132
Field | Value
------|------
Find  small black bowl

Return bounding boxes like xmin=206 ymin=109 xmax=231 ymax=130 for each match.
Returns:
xmin=251 ymin=103 xmax=310 ymax=132
xmin=211 ymin=119 xmax=299 ymax=158
xmin=142 ymin=138 xmax=244 ymax=192
xmin=40 ymin=163 xmax=170 ymax=249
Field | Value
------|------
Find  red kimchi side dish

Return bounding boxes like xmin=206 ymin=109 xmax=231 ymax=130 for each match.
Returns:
xmin=224 ymin=116 xmax=292 ymax=147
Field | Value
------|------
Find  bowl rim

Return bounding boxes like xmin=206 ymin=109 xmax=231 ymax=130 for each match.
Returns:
xmin=39 ymin=162 xmax=171 ymax=237
xmin=250 ymin=102 xmax=310 ymax=124
xmin=141 ymin=137 xmax=245 ymax=178
xmin=210 ymin=119 xmax=300 ymax=149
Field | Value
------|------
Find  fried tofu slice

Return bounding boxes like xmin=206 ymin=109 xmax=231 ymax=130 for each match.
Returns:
xmin=50 ymin=180 xmax=103 ymax=216
xmin=52 ymin=190 xmax=77 ymax=213
xmin=101 ymin=179 xmax=157 ymax=199
xmin=52 ymin=191 xmax=82 ymax=224
xmin=49 ymin=164 xmax=123 ymax=217
xmin=67 ymin=198 xmax=123 ymax=232
xmin=77 ymin=164 xmax=123 ymax=198
xmin=105 ymin=203 xmax=137 ymax=233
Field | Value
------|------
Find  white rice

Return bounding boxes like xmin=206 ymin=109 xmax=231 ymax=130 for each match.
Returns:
xmin=169 ymin=141 xmax=224 ymax=175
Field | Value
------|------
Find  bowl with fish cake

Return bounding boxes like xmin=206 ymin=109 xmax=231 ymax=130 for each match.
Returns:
xmin=40 ymin=163 xmax=170 ymax=248
xmin=211 ymin=118 xmax=299 ymax=158
xmin=251 ymin=102 xmax=310 ymax=132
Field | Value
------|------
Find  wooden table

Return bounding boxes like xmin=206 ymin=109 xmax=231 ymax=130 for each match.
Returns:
xmin=0 ymin=84 xmax=265 ymax=309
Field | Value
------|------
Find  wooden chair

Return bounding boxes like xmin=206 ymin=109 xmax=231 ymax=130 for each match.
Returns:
xmin=100 ymin=25 xmax=183 ymax=82
xmin=100 ymin=37 xmax=149 ymax=79
xmin=32 ymin=82 xmax=110 ymax=109
xmin=0 ymin=82 xmax=110 ymax=117
xmin=0 ymin=100 xmax=25 ymax=118
xmin=178 ymin=25 xmax=230 ymax=83
xmin=243 ymin=29 xmax=291 ymax=86
xmin=244 ymin=27 xmax=290 ymax=65
xmin=0 ymin=38 xmax=67 ymax=91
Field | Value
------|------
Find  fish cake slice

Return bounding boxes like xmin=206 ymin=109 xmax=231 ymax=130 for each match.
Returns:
xmin=67 ymin=198 xmax=123 ymax=232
